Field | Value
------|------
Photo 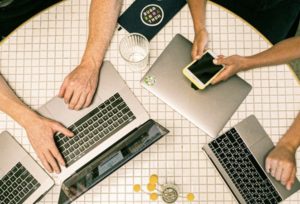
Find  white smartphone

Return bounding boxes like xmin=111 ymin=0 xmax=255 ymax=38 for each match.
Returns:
xmin=182 ymin=50 xmax=225 ymax=90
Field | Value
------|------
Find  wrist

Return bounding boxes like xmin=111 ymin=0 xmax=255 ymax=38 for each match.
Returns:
xmin=21 ymin=110 xmax=42 ymax=130
xmin=241 ymin=56 xmax=254 ymax=70
xmin=277 ymin=134 xmax=300 ymax=153
xmin=80 ymin=55 xmax=102 ymax=71
xmin=194 ymin=26 xmax=206 ymax=34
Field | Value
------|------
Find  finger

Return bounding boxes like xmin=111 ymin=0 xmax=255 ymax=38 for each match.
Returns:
xmin=191 ymin=45 xmax=199 ymax=60
xmin=63 ymin=88 xmax=74 ymax=104
xmin=68 ymin=90 xmax=82 ymax=110
xmin=275 ymin=165 xmax=284 ymax=181
xmin=74 ymin=92 xmax=88 ymax=110
xmin=39 ymin=153 xmax=53 ymax=173
xmin=286 ymin=168 xmax=296 ymax=190
xmin=217 ymin=55 xmax=224 ymax=59
xmin=213 ymin=58 xmax=225 ymax=65
xmin=44 ymin=150 xmax=60 ymax=173
xmin=52 ymin=122 xmax=74 ymax=137
xmin=281 ymin=166 xmax=293 ymax=185
xmin=83 ymin=91 xmax=95 ymax=108
xmin=59 ymin=80 xmax=67 ymax=98
xmin=270 ymin=159 xmax=279 ymax=177
xmin=196 ymin=43 xmax=206 ymax=59
xmin=265 ymin=157 xmax=271 ymax=173
xmin=50 ymin=145 xmax=66 ymax=167
xmin=211 ymin=69 xmax=228 ymax=85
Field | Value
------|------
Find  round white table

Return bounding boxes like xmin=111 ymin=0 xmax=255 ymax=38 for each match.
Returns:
xmin=0 ymin=0 xmax=299 ymax=203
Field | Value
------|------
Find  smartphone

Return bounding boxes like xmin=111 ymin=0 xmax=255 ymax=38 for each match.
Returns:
xmin=182 ymin=50 xmax=225 ymax=90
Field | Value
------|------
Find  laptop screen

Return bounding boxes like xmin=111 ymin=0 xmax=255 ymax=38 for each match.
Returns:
xmin=58 ymin=120 xmax=169 ymax=204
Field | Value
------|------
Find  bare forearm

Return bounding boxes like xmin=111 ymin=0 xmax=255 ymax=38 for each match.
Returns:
xmin=278 ymin=112 xmax=300 ymax=151
xmin=188 ymin=0 xmax=207 ymax=32
xmin=0 ymin=75 xmax=38 ymax=128
xmin=82 ymin=0 xmax=122 ymax=68
xmin=243 ymin=37 xmax=300 ymax=70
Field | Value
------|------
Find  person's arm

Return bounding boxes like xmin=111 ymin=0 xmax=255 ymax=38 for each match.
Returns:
xmin=212 ymin=36 xmax=300 ymax=84
xmin=265 ymin=112 xmax=300 ymax=190
xmin=187 ymin=0 xmax=208 ymax=60
xmin=59 ymin=0 xmax=123 ymax=110
xmin=0 ymin=74 xmax=73 ymax=173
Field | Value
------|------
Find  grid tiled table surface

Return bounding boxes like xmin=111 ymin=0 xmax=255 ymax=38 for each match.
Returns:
xmin=0 ymin=0 xmax=300 ymax=203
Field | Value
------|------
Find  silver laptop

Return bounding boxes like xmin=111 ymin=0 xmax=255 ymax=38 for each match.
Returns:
xmin=203 ymin=115 xmax=300 ymax=203
xmin=39 ymin=61 xmax=149 ymax=182
xmin=0 ymin=131 xmax=54 ymax=204
xmin=141 ymin=34 xmax=252 ymax=137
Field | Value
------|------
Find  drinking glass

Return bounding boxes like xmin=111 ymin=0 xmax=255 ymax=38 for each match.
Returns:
xmin=119 ymin=33 xmax=150 ymax=71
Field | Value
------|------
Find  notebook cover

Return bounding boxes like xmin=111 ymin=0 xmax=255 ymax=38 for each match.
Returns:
xmin=118 ymin=0 xmax=187 ymax=40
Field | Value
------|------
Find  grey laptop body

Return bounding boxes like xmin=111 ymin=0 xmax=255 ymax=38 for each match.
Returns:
xmin=203 ymin=115 xmax=300 ymax=203
xmin=0 ymin=131 xmax=54 ymax=204
xmin=141 ymin=34 xmax=252 ymax=137
xmin=39 ymin=61 xmax=150 ymax=182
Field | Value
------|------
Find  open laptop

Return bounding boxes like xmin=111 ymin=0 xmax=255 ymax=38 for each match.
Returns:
xmin=58 ymin=119 xmax=168 ymax=204
xmin=38 ymin=61 xmax=150 ymax=182
xmin=203 ymin=115 xmax=300 ymax=203
xmin=141 ymin=34 xmax=252 ymax=137
xmin=0 ymin=131 xmax=54 ymax=204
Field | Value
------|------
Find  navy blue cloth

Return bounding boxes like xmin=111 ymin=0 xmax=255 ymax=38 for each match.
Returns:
xmin=211 ymin=0 xmax=300 ymax=44
xmin=0 ymin=0 xmax=61 ymax=40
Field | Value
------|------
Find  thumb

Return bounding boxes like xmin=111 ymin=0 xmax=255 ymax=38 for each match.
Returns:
xmin=52 ymin=122 xmax=74 ymax=137
xmin=213 ymin=57 xmax=227 ymax=65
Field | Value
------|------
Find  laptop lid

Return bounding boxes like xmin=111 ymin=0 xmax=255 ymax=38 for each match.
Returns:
xmin=0 ymin=131 xmax=54 ymax=204
xmin=118 ymin=0 xmax=186 ymax=40
xmin=58 ymin=120 xmax=169 ymax=204
xmin=141 ymin=34 xmax=252 ymax=137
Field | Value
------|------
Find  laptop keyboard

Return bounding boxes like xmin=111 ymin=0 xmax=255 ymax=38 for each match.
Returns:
xmin=0 ymin=162 xmax=40 ymax=204
xmin=55 ymin=93 xmax=136 ymax=166
xmin=208 ymin=128 xmax=282 ymax=204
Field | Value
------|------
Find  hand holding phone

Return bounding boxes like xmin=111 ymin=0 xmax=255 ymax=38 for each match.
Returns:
xmin=182 ymin=50 xmax=224 ymax=90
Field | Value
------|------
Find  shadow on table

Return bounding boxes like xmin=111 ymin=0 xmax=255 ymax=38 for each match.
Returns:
xmin=0 ymin=0 xmax=62 ymax=42
xmin=211 ymin=0 xmax=300 ymax=45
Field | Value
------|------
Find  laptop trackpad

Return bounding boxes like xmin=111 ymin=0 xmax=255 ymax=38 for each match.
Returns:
xmin=44 ymin=96 xmax=103 ymax=128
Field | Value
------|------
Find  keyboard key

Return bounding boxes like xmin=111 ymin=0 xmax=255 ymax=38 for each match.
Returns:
xmin=122 ymin=107 xmax=130 ymax=114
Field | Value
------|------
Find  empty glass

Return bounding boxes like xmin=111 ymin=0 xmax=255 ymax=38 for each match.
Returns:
xmin=119 ymin=33 xmax=150 ymax=71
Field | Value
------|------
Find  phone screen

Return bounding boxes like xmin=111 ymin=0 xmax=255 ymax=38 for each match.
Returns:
xmin=188 ymin=52 xmax=223 ymax=84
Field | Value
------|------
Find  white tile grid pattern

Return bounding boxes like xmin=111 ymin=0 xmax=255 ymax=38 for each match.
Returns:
xmin=0 ymin=0 xmax=299 ymax=203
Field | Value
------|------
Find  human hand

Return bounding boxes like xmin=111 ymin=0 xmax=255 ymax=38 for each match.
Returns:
xmin=265 ymin=143 xmax=297 ymax=190
xmin=59 ymin=60 xmax=100 ymax=110
xmin=25 ymin=115 xmax=74 ymax=173
xmin=211 ymin=55 xmax=247 ymax=85
xmin=192 ymin=28 xmax=208 ymax=60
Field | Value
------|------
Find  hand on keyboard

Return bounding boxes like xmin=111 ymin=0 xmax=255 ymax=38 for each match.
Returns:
xmin=25 ymin=115 xmax=74 ymax=174
xmin=265 ymin=143 xmax=297 ymax=190
xmin=59 ymin=60 xmax=100 ymax=110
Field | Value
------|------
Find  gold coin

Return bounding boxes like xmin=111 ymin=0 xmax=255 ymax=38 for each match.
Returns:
xmin=187 ymin=193 xmax=195 ymax=201
xmin=150 ymin=192 xmax=158 ymax=201
xmin=133 ymin=184 xmax=141 ymax=192
xmin=149 ymin=174 xmax=159 ymax=184
xmin=147 ymin=183 xmax=156 ymax=192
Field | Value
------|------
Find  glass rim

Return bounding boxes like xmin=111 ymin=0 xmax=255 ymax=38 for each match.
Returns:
xmin=119 ymin=33 xmax=150 ymax=64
